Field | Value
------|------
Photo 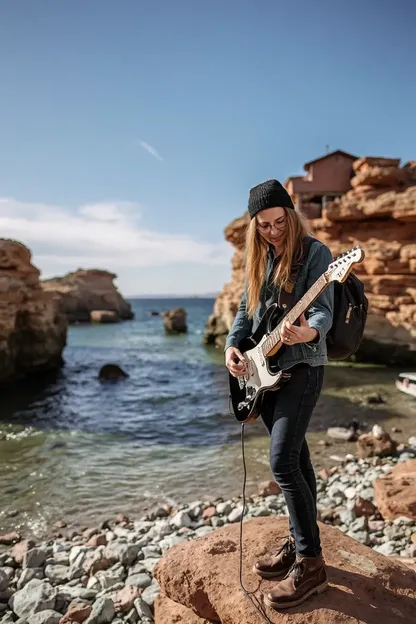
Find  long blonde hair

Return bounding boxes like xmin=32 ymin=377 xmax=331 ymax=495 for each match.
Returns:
xmin=245 ymin=207 xmax=310 ymax=318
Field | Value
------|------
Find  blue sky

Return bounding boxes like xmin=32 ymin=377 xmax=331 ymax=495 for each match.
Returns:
xmin=0 ymin=0 xmax=415 ymax=295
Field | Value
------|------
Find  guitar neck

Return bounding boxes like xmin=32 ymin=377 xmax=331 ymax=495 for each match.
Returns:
xmin=262 ymin=274 xmax=328 ymax=357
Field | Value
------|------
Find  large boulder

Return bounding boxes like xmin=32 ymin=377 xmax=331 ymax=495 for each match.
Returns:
xmin=374 ymin=459 xmax=416 ymax=521
xmin=161 ymin=308 xmax=187 ymax=334
xmin=154 ymin=516 xmax=416 ymax=624
xmin=42 ymin=269 xmax=133 ymax=323
xmin=154 ymin=593 xmax=211 ymax=623
xmin=0 ymin=239 xmax=67 ymax=384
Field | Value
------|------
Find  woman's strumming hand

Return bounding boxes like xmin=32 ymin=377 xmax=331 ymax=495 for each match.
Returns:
xmin=225 ymin=346 xmax=247 ymax=377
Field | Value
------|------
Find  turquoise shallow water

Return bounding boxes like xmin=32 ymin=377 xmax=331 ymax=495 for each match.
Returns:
xmin=0 ymin=298 xmax=272 ymax=536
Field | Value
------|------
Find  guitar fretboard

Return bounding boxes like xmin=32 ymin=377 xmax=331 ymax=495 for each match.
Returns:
xmin=261 ymin=274 xmax=328 ymax=357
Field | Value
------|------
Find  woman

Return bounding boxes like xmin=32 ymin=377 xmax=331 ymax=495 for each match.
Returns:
xmin=225 ymin=179 xmax=334 ymax=610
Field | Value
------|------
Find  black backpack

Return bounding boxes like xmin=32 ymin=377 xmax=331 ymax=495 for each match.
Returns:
xmin=281 ymin=237 xmax=368 ymax=361
xmin=326 ymin=273 xmax=368 ymax=360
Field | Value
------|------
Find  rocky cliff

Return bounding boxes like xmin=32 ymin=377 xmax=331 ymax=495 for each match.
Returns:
xmin=313 ymin=157 xmax=416 ymax=364
xmin=0 ymin=239 xmax=67 ymax=384
xmin=204 ymin=214 xmax=249 ymax=346
xmin=204 ymin=157 xmax=416 ymax=365
xmin=42 ymin=269 xmax=134 ymax=323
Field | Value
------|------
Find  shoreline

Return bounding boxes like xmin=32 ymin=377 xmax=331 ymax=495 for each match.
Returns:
xmin=0 ymin=448 xmax=415 ymax=621
xmin=1 ymin=445 xmax=415 ymax=551
xmin=1 ymin=364 xmax=415 ymax=536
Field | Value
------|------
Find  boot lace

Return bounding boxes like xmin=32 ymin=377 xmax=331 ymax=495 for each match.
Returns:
xmin=286 ymin=560 xmax=306 ymax=584
xmin=275 ymin=537 xmax=295 ymax=559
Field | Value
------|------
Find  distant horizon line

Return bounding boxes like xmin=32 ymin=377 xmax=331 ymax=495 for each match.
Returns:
xmin=125 ymin=292 xmax=219 ymax=299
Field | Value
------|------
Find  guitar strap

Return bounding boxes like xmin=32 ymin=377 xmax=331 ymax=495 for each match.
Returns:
xmin=265 ymin=236 xmax=316 ymax=398
xmin=278 ymin=235 xmax=315 ymax=310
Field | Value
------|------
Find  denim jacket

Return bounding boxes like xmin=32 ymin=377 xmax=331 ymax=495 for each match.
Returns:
xmin=224 ymin=238 xmax=334 ymax=371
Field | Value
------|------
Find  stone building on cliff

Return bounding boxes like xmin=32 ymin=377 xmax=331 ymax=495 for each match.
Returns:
xmin=285 ymin=149 xmax=358 ymax=218
xmin=204 ymin=154 xmax=416 ymax=366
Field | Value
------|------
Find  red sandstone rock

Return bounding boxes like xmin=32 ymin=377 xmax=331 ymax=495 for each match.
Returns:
xmin=86 ymin=533 xmax=107 ymax=547
xmin=373 ymin=459 xmax=416 ymax=521
xmin=351 ymin=166 xmax=408 ymax=189
xmin=154 ymin=517 xmax=416 ymax=623
xmin=317 ymin=469 xmax=332 ymax=481
xmin=42 ymin=268 xmax=133 ymax=323
xmin=83 ymin=527 xmax=100 ymax=539
xmin=10 ymin=539 xmax=35 ymax=564
xmin=318 ymin=509 xmax=337 ymax=523
xmin=258 ymin=480 xmax=282 ymax=497
xmin=83 ymin=554 xmax=111 ymax=576
xmin=353 ymin=157 xmax=401 ymax=172
xmin=0 ymin=531 xmax=21 ymax=545
xmin=111 ymin=585 xmax=141 ymax=613
xmin=203 ymin=215 xmax=248 ymax=348
xmin=0 ymin=239 xmax=67 ymax=383
xmin=354 ymin=496 xmax=377 ymax=517
xmin=356 ymin=432 xmax=397 ymax=459
xmin=59 ymin=601 xmax=92 ymax=624
xmin=391 ymin=557 xmax=416 ymax=573
xmin=202 ymin=506 xmax=217 ymax=520
xmin=155 ymin=593 xmax=212 ymax=623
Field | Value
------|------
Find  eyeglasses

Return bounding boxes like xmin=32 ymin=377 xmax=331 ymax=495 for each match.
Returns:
xmin=256 ymin=216 xmax=286 ymax=232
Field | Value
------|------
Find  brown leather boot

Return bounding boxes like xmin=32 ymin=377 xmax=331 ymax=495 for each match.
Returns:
xmin=264 ymin=553 xmax=328 ymax=609
xmin=253 ymin=537 xmax=296 ymax=579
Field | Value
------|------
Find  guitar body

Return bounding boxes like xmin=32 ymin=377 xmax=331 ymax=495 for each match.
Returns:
xmin=229 ymin=303 xmax=289 ymax=423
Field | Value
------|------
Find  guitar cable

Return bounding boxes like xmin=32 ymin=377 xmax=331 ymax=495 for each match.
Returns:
xmin=238 ymin=423 xmax=275 ymax=624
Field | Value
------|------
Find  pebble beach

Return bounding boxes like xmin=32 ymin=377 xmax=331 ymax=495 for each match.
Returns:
xmin=1 ymin=442 xmax=415 ymax=623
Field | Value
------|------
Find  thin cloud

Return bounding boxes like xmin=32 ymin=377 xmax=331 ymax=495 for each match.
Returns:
xmin=139 ymin=140 xmax=164 ymax=162
xmin=0 ymin=198 xmax=232 ymax=276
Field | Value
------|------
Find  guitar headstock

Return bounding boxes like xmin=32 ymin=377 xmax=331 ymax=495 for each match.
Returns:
xmin=325 ymin=245 xmax=365 ymax=284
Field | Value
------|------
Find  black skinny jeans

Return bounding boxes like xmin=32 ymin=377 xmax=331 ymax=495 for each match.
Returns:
xmin=261 ymin=363 xmax=324 ymax=557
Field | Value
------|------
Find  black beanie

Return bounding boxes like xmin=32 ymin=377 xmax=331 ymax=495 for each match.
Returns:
xmin=248 ymin=179 xmax=295 ymax=219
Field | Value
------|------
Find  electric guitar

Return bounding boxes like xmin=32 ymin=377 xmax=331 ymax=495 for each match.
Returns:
xmin=228 ymin=246 xmax=365 ymax=423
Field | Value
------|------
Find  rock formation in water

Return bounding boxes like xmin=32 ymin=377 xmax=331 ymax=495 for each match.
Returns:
xmin=154 ymin=516 xmax=416 ymax=623
xmin=98 ymin=363 xmax=129 ymax=381
xmin=90 ymin=310 xmax=120 ymax=324
xmin=161 ymin=307 xmax=187 ymax=334
xmin=204 ymin=157 xmax=416 ymax=365
xmin=42 ymin=269 xmax=134 ymax=324
xmin=0 ymin=239 xmax=67 ymax=384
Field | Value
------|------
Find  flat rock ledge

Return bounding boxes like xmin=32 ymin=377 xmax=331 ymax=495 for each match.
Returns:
xmin=154 ymin=516 xmax=416 ymax=624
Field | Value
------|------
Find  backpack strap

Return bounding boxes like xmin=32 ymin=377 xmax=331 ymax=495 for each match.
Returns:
xmin=278 ymin=236 xmax=315 ymax=309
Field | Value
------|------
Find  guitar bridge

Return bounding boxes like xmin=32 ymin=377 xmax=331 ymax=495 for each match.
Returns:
xmin=237 ymin=386 xmax=255 ymax=410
